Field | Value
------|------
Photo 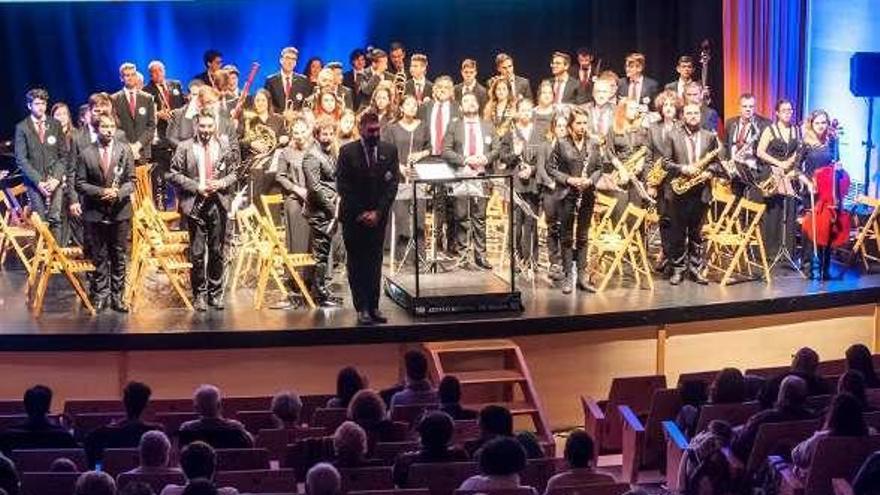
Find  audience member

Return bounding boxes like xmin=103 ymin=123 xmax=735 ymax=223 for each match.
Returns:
xmin=675 ymin=379 xmax=709 ymax=438
xmin=124 ymin=431 xmax=180 ymax=475
xmin=464 ymin=405 xmax=513 ymax=457
xmin=49 ymin=457 xmax=79 ymax=472
xmin=271 ymin=390 xmax=303 ymax=428
xmin=438 ymin=376 xmax=478 ymax=420
xmin=516 ymin=431 xmax=545 ymax=459
xmin=74 ymin=471 xmax=116 ymax=495
xmin=393 ymin=411 xmax=469 ymax=487
xmin=119 ymin=482 xmax=155 ymax=495
xmin=347 ymin=389 xmax=399 ymax=450
xmin=733 ymin=375 xmax=816 ymax=461
xmin=459 ymin=436 xmax=537 ymax=494
xmin=0 ymin=385 xmax=77 ymax=454
xmin=180 ymin=479 xmax=218 ymax=495
xmin=545 ymin=430 xmax=615 ymax=492
xmin=0 ymin=454 xmax=19 ymax=495
xmin=159 ymin=441 xmax=238 ymax=495
xmin=853 ymin=451 xmax=880 ymax=495
xmin=836 ymin=371 xmax=873 ymax=412
xmin=390 ymin=351 xmax=439 ymax=407
xmin=327 ymin=367 xmax=366 ymax=409
xmin=710 ymin=368 xmax=747 ymax=404
xmin=677 ymin=420 xmax=734 ymax=495
xmin=332 ymin=421 xmax=379 ymax=468
xmin=847 ymin=344 xmax=880 ymax=388
xmin=758 ymin=347 xmax=829 ymax=407
xmin=791 ymin=393 xmax=870 ymax=480
xmin=179 ymin=385 xmax=253 ymax=449
xmin=85 ymin=381 xmax=164 ymax=465
xmin=306 ymin=463 xmax=342 ymax=495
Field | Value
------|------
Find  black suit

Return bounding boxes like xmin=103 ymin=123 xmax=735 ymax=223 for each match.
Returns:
xmin=112 ymin=89 xmax=156 ymax=162
xmin=664 ymin=128 xmax=723 ymax=276
xmin=617 ymin=76 xmax=660 ymax=103
xmin=441 ymin=118 xmax=499 ymax=260
xmin=453 ymin=82 xmax=488 ymax=112
xmin=344 ymin=70 xmax=368 ymax=109
xmin=335 ymin=139 xmax=399 ymax=313
xmin=75 ymin=140 xmax=135 ymax=302
xmin=404 ymin=79 xmax=434 ymax=104
xmin=723 ymin=115 xmax=771 ymax=198
xmin=543 ymin=76 xmax=586 ymax=105
xmin=144 ymin=79 xmax=186 ymax=207
xmin=419 ymin=100 xmax=460 ymax=156
xmin=14 ymin=116 xmax=66 ymax=236
xmin=168 ymin=137 xmax=241 ymax=300
xmin=264 ymin=71 xmax=312 ymax=111
xmin=302 ymin=144 xmax=339 ymax=300
xmin=500 ymin=125 xmax=547 ymax=264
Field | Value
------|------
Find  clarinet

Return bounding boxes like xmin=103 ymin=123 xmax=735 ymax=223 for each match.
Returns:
xmin=190 ymin=146 xmax=234 ymax=227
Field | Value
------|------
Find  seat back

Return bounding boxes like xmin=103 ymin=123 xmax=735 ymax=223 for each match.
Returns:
xmin=256 ymin=426 xmax=327 ymax=461
xmin=746 ymin=419 xmax=821 ymax=474
xmin=312 ymin=407 xmax=349 ymax=432
xmin=11 ymin=448 xmax=88 ymax=472
xmin=677 ymin=370 xmax=720 ymax=388
xmin=154 ymin=411 xmax=198 ymax=435
xmin=744 ymin=365 xmax=790 ymax=379
xmin=602 ymin=375 xmax=667 ymax=452
xmin=63 ymin=399 xmax=124 ymax=416
xmin=643 ymin=388 xmax=683 ymax=468
xmin=453 ymin=420 xmax=480 ymax=445
xmin=237 ymin=410 xmax=279 ymax=434
xmin=349 ymin=490 xmax=431 ymax=495
xmin=260 ymin=193 xmax=286 ymax=233
xmin=222 ymin=396 xmax=273 ymax=417
xmin=591 ymin=193 xmax=619 ymax=237
xmin=340 ymin=466 xmax=394 ymax=492
xmin=372 ymin=441 xmax=419 ymax=464
xmin=20 ymin=472 xmax=80 ymax=495
xmin=545 ymin=482 xmax=632 ymax=495
xmin=695 ymin=401 xmax=761 ymax=432
xmin=803 ymin=436 xmax=880 ymax=495
xmin=0 ymin=401 xmax=23 ymax=415
xmin=456 ymin=490 xmax=536 ymax=495
xmin=408 ymin=462 xmax=479 ymax=495
xmin=521 ymin=457 xmax=559 ymax=493
xmin=72 ymin=412 xmax=125 ymax=440
xmin=215 ymin=448 xmax=271 ymax=471
xmin=390 ymin=404 xmax=439 ymax=426
xmin=116 ymin=471 xmax=186 ymax=493
xmin=301 ymin=394 xmax=336 ymax=427
xmin=101 ymin=448 xmax=140 ymax=477
xmin=215 ymin=468 xmax=297 ymax=493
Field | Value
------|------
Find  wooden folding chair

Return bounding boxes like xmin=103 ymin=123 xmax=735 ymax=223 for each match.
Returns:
xmin=260 ymin=193 xmax=287 ymax=239
xmin=252 ymin=207 xmax=316 ymax=309
xmin=586 ymin=203 xmax=653 ymax=291
xmin=704 ymin=197 xmax=771 ymax=285
xmin=28 ymin=213 xmax=96 ymax=316
xmin=590 ymin=193 xmax=619 ymax=238
xmin=0 ymin=184 xmax=37 ymax=276
xmin=850 ymin=195 xmax=880 ymax=270
xmin=134 ymin=164 xmax=180 ymax=223
xmin=702 ymin=187 xmax=738 ymax=237
xmin=231 ymin=205 xmax=287 ymax=293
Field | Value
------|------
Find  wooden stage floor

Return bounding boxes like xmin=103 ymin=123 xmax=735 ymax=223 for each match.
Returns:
xmin=0 ymin=265 xmax=878 ymax=352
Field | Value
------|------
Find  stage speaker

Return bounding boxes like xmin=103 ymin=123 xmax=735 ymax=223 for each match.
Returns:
xmin=851 ymin=52 xmax=880 ymax=97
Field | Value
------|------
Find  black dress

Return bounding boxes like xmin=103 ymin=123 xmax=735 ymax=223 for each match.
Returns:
xmin=601 ymin=126 xmax=653 ymax=219
xmin=758 ymin=124 xmax=801 ymax=260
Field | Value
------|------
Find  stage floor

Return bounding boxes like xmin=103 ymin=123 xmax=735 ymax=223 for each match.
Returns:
xmin=0 ymin=264 xmax=879 ymax=351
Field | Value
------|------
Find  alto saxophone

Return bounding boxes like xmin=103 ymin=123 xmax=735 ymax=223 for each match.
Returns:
xmin=645 ymin=157 xmax=668 ymax=188
xmin=670 ymin=145 xmax=723 ymax=195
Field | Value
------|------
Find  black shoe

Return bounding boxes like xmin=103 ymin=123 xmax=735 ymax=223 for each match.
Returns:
xmin=111 ymin=297 xmax=129 ymax=313
xmin=208 ymin=296 xmax=225 ymax=310
xmin=318 ymin=297 xmax=341 ymax=308
xmin=689 ymin=271 xmax=709 ymax=285
xmin=670 ymin=272 xmax=683 ymax=286
xmin=577 ymin=278 xmax=592 ymax=292
xmin=369 ymin=309 xmax=388 ymax=324
xmin=474 ymin=256 xmax=493 ymax=271
xmin=357 ymin=310 xmax=375 ymax=326
xmin=194 ymin=296 xmax=208 ymax=312
xmin=562 ymin=277 xmax=573 ymax=294
xmin=93 ymin=296 xmax=109 ymax=313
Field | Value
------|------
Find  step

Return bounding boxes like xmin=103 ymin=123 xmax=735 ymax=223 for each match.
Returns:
xmin=424 ymin=339 xmax=518 ymax=353
xmin=466 ymin=401 xmax=538 ymax=416
xmin=454 ymin=370 xmax=526 ymax=385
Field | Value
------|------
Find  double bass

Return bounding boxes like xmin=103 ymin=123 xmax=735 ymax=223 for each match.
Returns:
xmin=801 ymin=161 xmax=851 ymax=276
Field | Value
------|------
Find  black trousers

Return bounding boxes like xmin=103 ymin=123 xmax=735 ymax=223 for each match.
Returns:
xmin=656 ymin=191 xmax=673 ymax=262
xmin=187 ymin=199 xmax=227 ymax=299
xmin=27 ymin=185 xmax=63 ymax=239
xmin=453 ymin=195 xmax=487 ymax=258
xmin=307 ymin=212 xmax=334 ymax=296
xmin=560 ymin=191 xmax=595 ymax=273
xmin=762 ymin=195 xmax=797 ymax=260
xmin=61 ymin=192 xmax=84 ymax=247
xmin=84 ymin=219 xmax=129 ymax=301
xmin=668 ymin=190 xmax=708 ymax=274
xmin=343 ymin=215 xmax=388 ymax=312
xmin=151 ymin=146 xmax=173 ymax=209
xmin=542 ymin=192 xmax=563 ymax=268
xmin=514 ymin=192 xmax=540 ymax=263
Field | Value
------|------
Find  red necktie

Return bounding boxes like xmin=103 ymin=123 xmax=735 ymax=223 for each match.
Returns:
xmin=416 ymin=83 xmax=422 ymax=102
xmin=101 ymin=147 xmax=111 ymax=180
xmin=204 ymin=145 xmax=214 ymax=181
xmin=467 ymin=122 xmax=477 ymax=156
xmin=433 ymin=104 xmax=445 ymax=155
xmin=36 ymin=121 xmax=45 ymax=143
xmin=284 ymin=76 xmax=292 ymax=100
xmin=736 ymin=120 xmax=749 ymax=145
xmin=128 ymin=91 xmax=137 ymax=116
xmin=554 ymin=81 xmax=563 ymax=104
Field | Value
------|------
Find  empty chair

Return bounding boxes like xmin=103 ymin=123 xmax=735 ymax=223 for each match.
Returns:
xmin=339 ymin=466 xmax=394 ymax=492
xmin=618 ymin=387 xmax=681 ymax=483
xmin=63 ymin=400 xmax=124 ymax=417
xmin=302 ymin=394 xmax=337 ymax=426
xmin=215 ymin=468 xmax=297 ymax=493
xmin=0 ymin=401 xmax=24 ymax=415
xmin=220 ymin=396 xmax=273 ymax=417
xmin=20 ymin=472 xmax=80 ymax=495
xmin=373 ymin=441 xmax=419 ymax=464
xmin=581 ymin=375 xmax=666 ymax=455
xmin=313 ymin=408 xmax=349 ymax=432
xmin=11 ymin=448 xmax=88 ymax=472
xmin=215 ymin=448 xmax=270 ymax=471
xmin=237 ymin=410 xmax=279 ymax=435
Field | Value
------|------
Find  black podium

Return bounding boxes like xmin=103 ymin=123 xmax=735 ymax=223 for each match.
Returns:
xmin=384 ymin=161 xmax=523 ymax=315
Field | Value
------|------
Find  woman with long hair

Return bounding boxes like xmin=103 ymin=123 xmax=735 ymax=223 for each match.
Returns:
xmin=484 ymin=77 xmax=516 ymax=137
xmin=598 ymin=97 xmax=653 ymax=219
xmin=337 ymin=109 xmax=360 ymax=148
xmin=361 ymin=82 xmax=396 ymax=129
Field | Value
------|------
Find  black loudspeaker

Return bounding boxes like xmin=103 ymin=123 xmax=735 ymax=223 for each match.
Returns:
xmin=850 ymin=52 xmax=880 ymax=97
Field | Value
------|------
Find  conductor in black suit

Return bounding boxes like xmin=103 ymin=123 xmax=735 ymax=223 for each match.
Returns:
xmin=617 ymin=53 xmax=659 ymax=105
xmin=75 ymin=113 xmax=136 ymax=313
xmin=264 ymin=46 xmax=312 ymax=112
xmin=168 ymin=109 xmax=241 ymax=312
xmin=113 ymin=62 xmax=156 ymax=164
xmin=336 ymin=111 xmax=399 ymax=326
xmin=14 ymin=88 xmax=66 ymax=238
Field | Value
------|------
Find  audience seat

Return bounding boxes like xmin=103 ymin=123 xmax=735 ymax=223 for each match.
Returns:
xmin=237 ymin=410 xmax=279 ymax=434
xmin=116 ymin=471 xmax=186 ymax=493
xmin=452 ymin=420 xmax=480 ymax=446
xmin=390 ymin=404 xmax=439 ymax=426
xmin=11 ymin=448 xmax=88 ymax=472
xmin=154 ymin=411 xmax=198 ymax=435
xmin=20 ymin=472 xmax=80 ymax=495
xmin=349 ymin=490 xmax=431 ymax=495
xmin=72 ymin=412 xmax=125 ymax=440
xmin=255 ymin=426 xmax=327 ymax=461
xmin=521 ymin=457 xmax=563 ymax=493
xmin=407 ymin=462 xmax=479 ymax=495
xmin=745 ymin=419 xmax=822 ymax=477
xmin=545 ymin=482 xmax=632 ymax=495
xmin=301 ymin=394 xmax=336 ymax=427
xmin=0 ymin=401 xmax=25 ymax=415
xmin=618 ymin=387 xmax=681 ymax=483
xmin=312 ymin=407 xmax=348 ymax=432
xmin=101 ymin=447 xmax=140 ymax=476
xmin=582 ymin=375 xmax=666 ymax=455
xmin=339 ymin=466 xmax=394 ymax=492
xmin=772 ymin=435 xmax=880 ymax=495
xmin=456 ymin=489 xmax=536 ymax=495
xmin=372 ymin=441 xmax=419 ymax=464
xmin=216 ymin=447 xmax=271 ymax=471
xmin=215 ymin=468 xmax=297 ymax=493
xmin=220 ymin=396 xmax=273 ymax=417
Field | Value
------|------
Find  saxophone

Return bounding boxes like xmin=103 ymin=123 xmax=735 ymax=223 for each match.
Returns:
xmin=645 ymin=157 xmax=668 ymax=188
xmin=670 ymin=145 xmax=723 ymax=195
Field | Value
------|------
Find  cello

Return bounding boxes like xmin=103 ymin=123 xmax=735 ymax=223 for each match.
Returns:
xmin=801 ymin=161 xmax=851 ymax=279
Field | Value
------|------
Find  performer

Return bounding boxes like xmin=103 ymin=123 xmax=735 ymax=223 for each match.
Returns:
xmin=144 ymin=60 xmax=186 ymax=209
xmin=242 ymin=89 xmax=286 ymax=200
xmin=343 ymin=49 xmax=368 ymax=110
xmin=264 ymin=47 xmax=312 ymax=112
xmin=575 ymin=48 xmax=597 ymax=100
xmin=362 ymin=82 xmax=397 ymax=129
xmin=648 ymin=89 xmax=682 ymax=275
xmin=275 ymin=115 xmax=314 ymax=259
xmin=112 ymin=62 xmax=156 ymax=164
xmin=800 ymin=109 xmax=837 ymax=276
xmin=308 ymin=90 xmax=344 ymax=124
xmin=302 ymin=117 xmax=342 ymax=307
xmin=336 ymin=111 xmax=400 ymax=326
xmin=454 ymin=59 xmax=488 ymax=112
xmin=584 ymin=79 xmax=616 ymax=142
xmin=501 ymin=98 xmax=546 ymax=271
xmin=532 ymin=82 xmax=557 ymax=136
xmin=389 ymin=41 xmax=408 ymax=100
xmin=664 ymin=103 xmax=724 ymax=285
xmin=544 ymin=51 xmax=585 ymax=105
xmin=358 ymin=48 xmax=394 ymax=110
xmin=421 ymin=76 xmax=459 ymax=256
xmin=325 ymin=62 xmax=355 ymax=110
xmin=168 ymin=109 xmax=241 ymax=311
xmin=723 ymin=93 xmax=771 ymax=199
xmin=14 ymin=88 xmax=65 ymax=238
xmin=75 ymin=113 xmax=135 ymax=313
xmin=442 ymin=93 xmax=499 ymax=270
xmin=337 ymin=110 xmax=360 ymax=148
xmin=683 ymin=81 xmax=720 ymax=132
xmin=491 ymin=53 xmax=533 ymax=101
xmin=548 ymin=107 xmax=600 ymax=294
xmin=617 ymin=53 xmax=659 ymax=104
xmin=193 ymin=49 xmax=223 ymax=88
xmin=484 ymin=78 xmax=516 ymax=137
xmin=599 ymin=97 xmax=654 ymax=220
xmin=51 ymin=102 xmax=77 ymax=246
xmin=664 ymin=56 xmax=696 ymax=98
xmin=541 ymin=113 xmax=571 ymax=284
xmin=304 ymin=57 xmax=324 ymax=88
xmin=404 ymin=54 xmax=433 ymax=105
xmin=755 ymin=99 xmax=802 ymax=264
xmin=167 ymin=86 xmax=236 ymax=149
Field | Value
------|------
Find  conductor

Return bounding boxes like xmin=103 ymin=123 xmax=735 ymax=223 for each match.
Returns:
xmin=336 ymin=111 xmax=400 ymax=325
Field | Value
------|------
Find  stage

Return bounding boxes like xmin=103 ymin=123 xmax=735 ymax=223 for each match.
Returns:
xmin=1 ymin=265 xmax=879 ymax=352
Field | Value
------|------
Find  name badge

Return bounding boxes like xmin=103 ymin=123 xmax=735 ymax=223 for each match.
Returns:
xmin=484 ymin=136 xmax=492 ymax=145
xmin=138 ymin=107 xmax=147 ymax=116
xmin=46 ymin=135 xmax=57 ymax=146
xmin=384 ymin=171 xmax=393 ymax=181
xmin=172 ymin=88 xmax=180 ymax=96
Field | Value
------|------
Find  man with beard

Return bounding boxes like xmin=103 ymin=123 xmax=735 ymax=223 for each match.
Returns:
xmin=549 ymin=107 xmax=601 ymax=294
xmin=336 ymin=111 xmax=400 ymax=325
xmin=302 ymin=117 xmax=341 ymax=307
xmin=663 ymin=102 xmax=724 ymax=286
xmin=723 ymin=93 xmax=771 ymax=199
xmin=75 ymin=113 xmax=135 ymax=313
xmin=275 ymin=116 xmax=314 ymax=260
xmin=169 ymin=109 xmax=241 ymax=311
xmin=441 ymin=92 xmax=499 ymax=270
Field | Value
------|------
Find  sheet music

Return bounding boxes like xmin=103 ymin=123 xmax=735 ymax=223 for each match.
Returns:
xmin=414 ymin=161 xmax=456 ymax=181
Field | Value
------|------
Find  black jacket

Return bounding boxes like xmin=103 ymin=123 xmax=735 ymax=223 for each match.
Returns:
xmin=168 ymin=137 xmax=241 ymax=215
xmin=112 ymin=89 xmax=156 ymax=160
xmin=74 ymin=140 xmax=136 ymax=223
xmin=265 ymin=71 xmax=312 ymax=111
xmin=14 ymin=116 xmax=66 ymax=187
xmin=302 ymin=145 xmax=338 ymax=218
xmin=335 ymin=139 xmax=399 ymax=223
